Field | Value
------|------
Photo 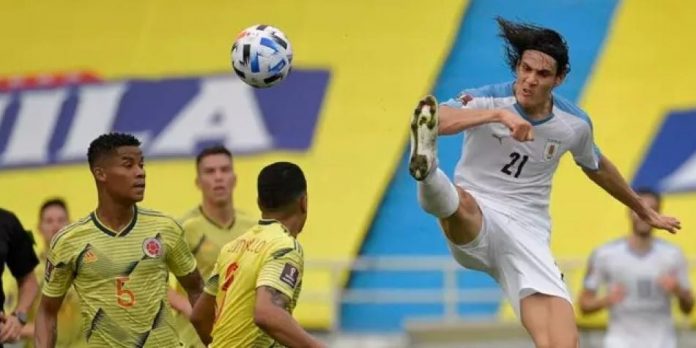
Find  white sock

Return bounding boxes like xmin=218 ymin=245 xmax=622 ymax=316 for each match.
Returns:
xmin=417 ymin=168 xmax=459 ymax=218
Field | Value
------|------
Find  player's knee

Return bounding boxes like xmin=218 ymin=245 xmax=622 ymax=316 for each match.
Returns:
xmin=550 ymin=328 xmax=578 ymax=348
xmin=455 ymin=187 xmax=479 ymax=215
xmin=531 ymin=332 xmax=577 ymax=348
xmin=529 ymin=332 xmax=551 ymax=348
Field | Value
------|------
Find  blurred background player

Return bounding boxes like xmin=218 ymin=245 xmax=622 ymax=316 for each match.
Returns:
xmin=18 ymin=199 xmax=83 ymax=347
xmin=191 ymin=162 xmax=324 ymax=348
xmin=579 ymin=189 xmax=694 ymax=348
xmin=409 ymin=17 xmax=681 ymax=348
xmin=169 ymin=145 xmax=256 ymax=348
xmin=35 ymin=133 xmax=204 ymax=347
xmin=0 ymin=209 xmax=39 ymax=346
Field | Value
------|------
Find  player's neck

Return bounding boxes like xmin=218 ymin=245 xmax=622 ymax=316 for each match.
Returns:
xmin=95 ymin=199 xmax=136 ymax=232
xmin=519 ymin=98 xmax=553 ymax=120
xmin=628 ymin=234 xmax=653 ymax=253
xmin=261 ymin=213 xmax=301 ymax=238
xmin=201 ymin=199 xmax=235 ymax=228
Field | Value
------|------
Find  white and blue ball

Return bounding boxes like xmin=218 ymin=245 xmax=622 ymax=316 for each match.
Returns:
xmin=231 ymin=24 xmax=293 ymax=88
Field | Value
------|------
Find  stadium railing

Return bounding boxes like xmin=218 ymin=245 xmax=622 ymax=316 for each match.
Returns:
xmin=303 ymin=256 xmax=696 ymax=347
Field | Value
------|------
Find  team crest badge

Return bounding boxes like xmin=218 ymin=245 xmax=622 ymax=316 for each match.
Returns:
xmin=143 ymin=237 xmax=162 ymax=258
xmin=543 ymin=139 xmax=562 ymax=161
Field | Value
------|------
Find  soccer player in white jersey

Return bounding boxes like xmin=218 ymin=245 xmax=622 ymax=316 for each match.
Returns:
xmin=408 ymin=17 xmax=682 ymax=348
xmin=579 ymin=189 xmax=693 ymax=348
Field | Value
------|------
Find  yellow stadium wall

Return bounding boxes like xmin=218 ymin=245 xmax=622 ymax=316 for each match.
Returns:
xmin=0 ymin=0 xmax=466 ymax=329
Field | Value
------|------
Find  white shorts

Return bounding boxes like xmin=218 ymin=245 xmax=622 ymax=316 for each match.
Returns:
xmin=446 ymin=200 xmax=571 ymax=318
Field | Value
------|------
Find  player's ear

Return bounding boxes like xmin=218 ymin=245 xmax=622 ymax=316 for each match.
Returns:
xmin=194 ymin=175 xmax=201 ymax=189
xmin=299 ymin=193 xmax=307 ymax=214
xmin=92 ymin=166 xmax=107 ymax=182
xmin=231 ymin=172 xmax=237 ymax=189
xmin=554 ymin=66 xmax=567 ymax=87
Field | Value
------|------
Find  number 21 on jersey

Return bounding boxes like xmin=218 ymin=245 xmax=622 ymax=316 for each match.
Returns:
xmin=501 ymin=151 xmax=529 ymax=178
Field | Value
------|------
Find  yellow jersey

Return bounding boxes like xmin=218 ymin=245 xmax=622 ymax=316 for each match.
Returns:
xmin=204 ymin=220 xmax=304 ymax=348
xmin=31 ymin=256 xmax=84 ymax=348
xmin=173 ymin=206 xmax=257 ymax=348
xmin=43 ymin=207 xmax=197 ymax=347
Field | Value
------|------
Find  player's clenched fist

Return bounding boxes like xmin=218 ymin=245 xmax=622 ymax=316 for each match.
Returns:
xmin=498 ymin=109 xmax=534 ymax=142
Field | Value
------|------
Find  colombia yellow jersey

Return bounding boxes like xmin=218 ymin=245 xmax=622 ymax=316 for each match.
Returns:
xmin=180 ymin=206 xmax=257 ymax=283
xmin=204 ymin=219 xmax=304 ymax=348
xmin=173 ymin=206 xmax=256 ymax=348
xmin=31 ymin=257 xmax=84 ymax=348
xmin=43 ymin=206 xmax=197 ymax=347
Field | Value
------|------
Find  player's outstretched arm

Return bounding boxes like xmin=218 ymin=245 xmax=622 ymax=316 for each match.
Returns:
xmin=34 ymin=294 xmax=64 ymax=348
xmin=578 ymin=286 xmax=624 ymax=315
xmin=671 ymin=283 xmax=694 ymax=315
xmin=177 ymin=270 xmax=204 ymax=307
xmin=254 ymin=286 xmax=325 ymax=348
xmin=190 ymin=292 xmax=216 ymax=345
xmin=167 ymin=288 xmax=193 ymax=318
xmin=439 ymin=105 xmax=534 ymax=141
xmin=582 ymin=155 xmax=681 ymax=233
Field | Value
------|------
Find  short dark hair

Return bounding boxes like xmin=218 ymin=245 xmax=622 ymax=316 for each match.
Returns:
xmin=87 ymin=133 xmax=141 ymax=168
xmin=39 ymin=198 xmax=68 ymax=219
xmin=497 ymin=17 xmax=570 ymax=76
xmin=257 ymin=162 xmax=307 ymax=211
xmin=196 ymin=145 xmax=232 ymax=169
xmin=635 ymin=187 xmax=662 ymax=209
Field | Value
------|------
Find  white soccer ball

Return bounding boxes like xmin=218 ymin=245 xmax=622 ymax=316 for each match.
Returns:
xmin=231 ymin=24 xmax=293 ymax=88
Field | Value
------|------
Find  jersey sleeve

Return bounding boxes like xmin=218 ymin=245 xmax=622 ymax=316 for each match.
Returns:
xmin=441 ymin=90 xmax=493 ymax=110
xmin=203 ymin=260 xmax=221 ymax=296
xmin=256 ymin=240 xmax=304 ymax=299
xmin=583 ymin=250 xmax=606 ymax=291
xmin=43 ymin=236 xmax=75 ymax=298
xmin=570 ymin=118 xmax=601 ymax=171
xmin=165 ymin=221 xmax=198 ymax=277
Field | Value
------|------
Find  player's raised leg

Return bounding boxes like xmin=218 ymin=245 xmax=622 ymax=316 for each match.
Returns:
xmin=409 ymin=95 xmax=482 ymax=245
xmin=520 ymin=294 xmax=578 ymax=348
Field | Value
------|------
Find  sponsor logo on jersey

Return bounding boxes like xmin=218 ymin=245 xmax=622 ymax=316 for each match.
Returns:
xmin=83 ymin=250 xmax=98 ymax=264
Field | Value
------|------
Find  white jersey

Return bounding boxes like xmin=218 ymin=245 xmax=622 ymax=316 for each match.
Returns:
xmin=442 ymin=82 xmax=600 ymax=235
xmin=584 ymin=238 xmax=691 ymax=348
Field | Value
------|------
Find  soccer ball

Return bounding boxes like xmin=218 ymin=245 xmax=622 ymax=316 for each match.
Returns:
xmin=231 ymin=24 xmax=293 ymax=88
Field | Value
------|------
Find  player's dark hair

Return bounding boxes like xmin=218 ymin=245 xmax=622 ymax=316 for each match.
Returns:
xmin=87 ymin=132 xmax=141 ymax=168
xmin=635 ymin=187 xmax=662 ymax=209
xmin=39 ymin=198 xmax=69 ymax=219
xmin=497 ymin=17 xmax=570 ymax=76
xmin=196 ymin=145 xmax=233 ymax=169
xmin=257 ymin=162 xmax=307 ymax=212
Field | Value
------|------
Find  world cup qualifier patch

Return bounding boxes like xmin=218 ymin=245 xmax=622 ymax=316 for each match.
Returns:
xmin=142 ymin=237 xmax=163 ymax=258
xmin=280 ymin=263 xmax=300 ymax=288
